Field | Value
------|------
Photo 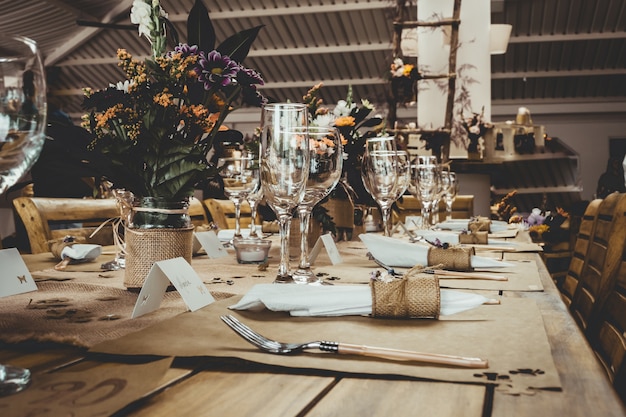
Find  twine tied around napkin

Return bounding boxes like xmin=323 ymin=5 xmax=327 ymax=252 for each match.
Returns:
xmin=370 ymin=265 xmax=441 ymax=319
xmin=458 ymin=231 xmax=489 ymax=245
xmin=427 ymin=246 xmax=475 ymax=271
xmin=468 ymin=216 xmax=491 ymax=233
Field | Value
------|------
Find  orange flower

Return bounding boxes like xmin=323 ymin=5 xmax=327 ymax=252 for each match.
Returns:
xmin=334 ymin=116 xmax=355 ymax=127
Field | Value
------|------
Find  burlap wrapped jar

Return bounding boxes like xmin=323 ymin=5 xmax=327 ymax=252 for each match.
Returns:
xmin=124 ymin=197 xmax=193 ymax=289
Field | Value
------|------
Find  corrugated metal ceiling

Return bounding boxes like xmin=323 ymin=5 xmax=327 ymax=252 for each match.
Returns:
xmin=0 ymin=0 xmax=624 ymax=119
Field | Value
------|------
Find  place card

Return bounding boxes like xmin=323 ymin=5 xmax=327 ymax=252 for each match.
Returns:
xmin=131 ymin=257 xmax=214 ymax=318
xmin=405 ymin=215 xmax=422 ymax=229
xmin=194 ymin=230 xmax=228 ymax=258
xmin=308 ymin=233 xmax=342 ymax=265
xmin=0 ymin=248 xmax=37 ymax=298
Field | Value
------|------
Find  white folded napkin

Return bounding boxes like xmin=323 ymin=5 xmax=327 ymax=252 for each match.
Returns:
xmin=359 ymin=234 xmax=513 ymax=269
xmin=60 ymin=244 xmax=102 ymax=262
xmin=436 ymin=219 xmax=510 ymax=233
xmin=413 ymin=229 xmax=517 ymax=248
xmin=229 ymin=283 xmax=491 ymax=317
xmin=217 ymin=229 xmax=251 ymax=242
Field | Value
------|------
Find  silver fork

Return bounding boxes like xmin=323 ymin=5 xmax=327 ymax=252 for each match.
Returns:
xmin=220 ymin=315 xmax=488 ymax=368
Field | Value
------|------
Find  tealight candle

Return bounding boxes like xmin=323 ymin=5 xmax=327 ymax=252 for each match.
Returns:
xmin=233 ymin=238 xmax=271 ymax=264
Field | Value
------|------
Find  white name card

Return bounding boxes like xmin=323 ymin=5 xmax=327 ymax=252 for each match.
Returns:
xmin=131 ymin=257 xmax=214 ymax=318
xmin=0 ymin=248 xmax=38 ymax=298
xmin=308 ymin=233 xmax=343 ymax=265
xmin=194 ymin=231 xmax=228 ymax=258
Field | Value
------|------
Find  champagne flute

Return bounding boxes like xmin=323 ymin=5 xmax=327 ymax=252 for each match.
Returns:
xmin=0 ymin=34 xmax=46 ymax=396
xmin=101 ymin=189 xmax=133 ymax=270
xmin=293 ymin=126 xmax=343 ymax=284
xmin=246 ymin=186 xmax=263 ymax=238
xmin=414 ymin=163 xmax=440 ymax=228
xmin=217 ymin=155 xmax=260 ymax=240
xmin=441 ymin=171 xmax=459 ymax=220
xmin=259 ymin=103 xmax=310 ymax=283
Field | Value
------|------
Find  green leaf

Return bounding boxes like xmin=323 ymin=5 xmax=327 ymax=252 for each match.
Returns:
xmin=187 ymin=0 xmax=215 ymax=52
xmin=217 ymin=25 xmax=264 ymax=63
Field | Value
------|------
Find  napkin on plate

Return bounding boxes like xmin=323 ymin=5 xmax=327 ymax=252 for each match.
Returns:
xmin=436 ymin=219 xmax=510 ymax=233
xmin=359 ymin=234 xmax=513 ymax=269
xmin=229 ymin=283 xmax=491 ymax=317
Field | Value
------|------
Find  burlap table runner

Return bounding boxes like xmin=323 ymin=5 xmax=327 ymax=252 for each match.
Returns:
xmin=89 ymin=296 xmax=561 ymax=390
xmin=0 ymin=281 xmax=233 ymax=348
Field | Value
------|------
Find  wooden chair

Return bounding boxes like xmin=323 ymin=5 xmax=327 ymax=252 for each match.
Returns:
xmin=203 ymin=198 xmax=253 ymax=230
xmin=13 ymin=197 xmax=120 ymax=254
xmin=559 ymin=199 xmax=602 ymax=307
xmin=586 ymin=234 xmax=626 ymax=402
xmin=188 ymin=197 xmax=210 ymax=227
xmin=394 ymin=195 xmax=474 ymax=223
xmin=569 ymin=193 xmax=626 ymax=332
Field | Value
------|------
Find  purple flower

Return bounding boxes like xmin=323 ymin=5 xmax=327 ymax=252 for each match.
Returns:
xmin=237 ymin=66 xmax=264 ymax=87
xmin=171 ymin=43 xmax=199 ymax=57
xmin=195 ymin=50 xmax=238 ymax=89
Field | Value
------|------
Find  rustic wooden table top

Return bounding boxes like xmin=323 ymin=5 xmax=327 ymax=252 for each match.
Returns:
xmin=1 ymin=232 xmax=624 ymax=417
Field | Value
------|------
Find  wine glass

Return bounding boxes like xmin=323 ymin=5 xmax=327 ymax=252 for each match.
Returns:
xmin=217 ymin=155 xmax=260 ymax=240
xmin=259 ymin=103 xmax=310 ymax=283
xmin=293 ymin=125 xmax=343 ymax=284
xmin=441 ymin=171 xmax=459 ymax=221
xmin=0 ymin=34 xmax=46 ymax=396
xmin=362 ymin=136 xmax=399 ymax=237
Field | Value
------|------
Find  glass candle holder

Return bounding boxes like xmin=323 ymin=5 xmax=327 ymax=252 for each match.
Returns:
xmin=233 ymin=238 xmax=272 ymax=264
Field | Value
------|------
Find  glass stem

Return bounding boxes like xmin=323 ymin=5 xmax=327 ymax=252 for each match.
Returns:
xmin=422 ymin=202 xmax=431 ymax=229
xmin=277 ymin=213 xmax=292 ymax=278
xmin=297 ymin=206 xmax=312 ymax=269
xmin=249 ymin=200 xmax=258 ymax=237
xmin=233 ymin=200 xmax=242 ymax=237
xmin=380 ymin=202 xmax=392 ymax=237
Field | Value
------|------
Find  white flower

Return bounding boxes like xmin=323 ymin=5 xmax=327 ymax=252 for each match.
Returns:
xmin=333 ymin=100 xmax=356 ymax=117
xmin=360 ymin=99 xmax=374 ymax=110
xmin=469 ymin=125 xmax=481 ymax=135
xmin=130 ymin=0 xmax=154 ymax=40
xmin=110 ymin=80 xmax=135 ymax=93
xmin=310 ymin=113 xmax=335 ymax=128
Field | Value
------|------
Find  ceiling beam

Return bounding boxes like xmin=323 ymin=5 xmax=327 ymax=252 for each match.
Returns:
xmin=166 ymin=0 xmax=391 ymax=21
xmin=491 ymin=68 xmax=626 ymax=79
xmin=508 ymin=31 xmax=626 ymax=43
xmin=44 ymin=0 xmax=135 ymax=66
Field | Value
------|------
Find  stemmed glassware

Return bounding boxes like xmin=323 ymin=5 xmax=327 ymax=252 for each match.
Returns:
xmin=441 ymin=171 xmax=459 ymax=221
xmin=413 ymin=158 xmax=441 ymax=228
xmin=362 ymin=136 xmax=400 ymax=237
xmin=259 ymin=103 xmax=310 ymax=283
xmin=293 ymin=125 xmax=343 ymax=284
xmin=0 ymin=34 xmax=47 ymax=395
xmin=246 ymin=186 xmax=263 ymax=239
xmin=101 ymin=189 xmax=134 ymax=271
xmin=217 ymin=155 xmax=260 ymax=240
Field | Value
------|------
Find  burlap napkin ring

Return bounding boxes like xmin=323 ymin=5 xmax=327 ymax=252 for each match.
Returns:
xmin=48 ymin=235 xmax=84 ymax=260
xmin=468 ymin=216 xmax=491 ymax=233
xmin=427 ymin=246 xmax=475 ymax=271
xmin=459 ymin=231 xmax=489 ymax=244
xmin=370 ymin=267 xmax=440 ymax=319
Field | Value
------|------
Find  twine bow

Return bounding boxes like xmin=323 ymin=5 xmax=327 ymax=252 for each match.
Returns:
xmin=370 ymin=264 xmax=441 ymax=319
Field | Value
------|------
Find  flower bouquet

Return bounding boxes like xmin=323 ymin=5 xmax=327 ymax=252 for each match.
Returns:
xmin=80 ymin=0 xmax=265 ymax=287
xmin=82 ymin=0 xmax=265 ymax=203
xmin=302 ymin=84 xmax=384 ymax=238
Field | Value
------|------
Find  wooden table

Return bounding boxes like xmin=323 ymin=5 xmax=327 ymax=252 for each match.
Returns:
xmin=1 ymin=233 xmax=624 ymax=417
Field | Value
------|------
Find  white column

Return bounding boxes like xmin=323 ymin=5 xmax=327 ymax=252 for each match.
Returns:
xmin=417 ymin=0 xmax=491 ymax=158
